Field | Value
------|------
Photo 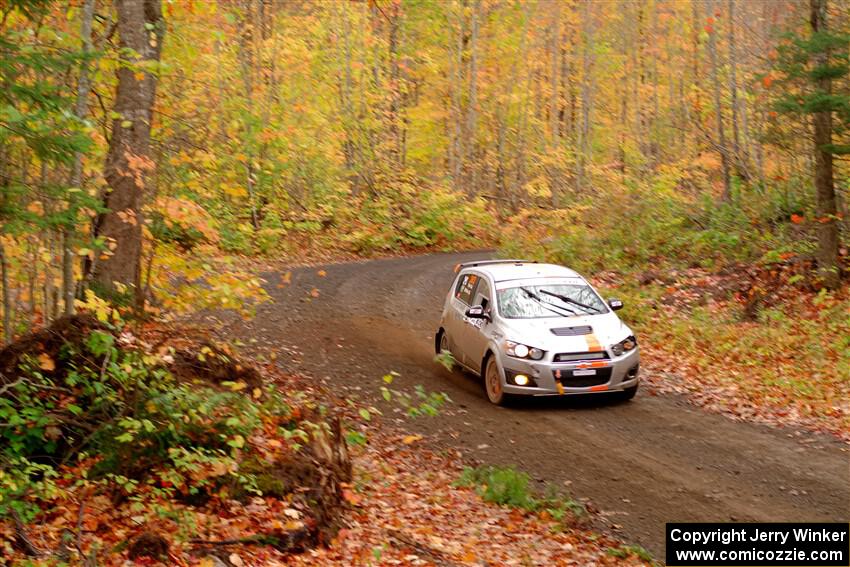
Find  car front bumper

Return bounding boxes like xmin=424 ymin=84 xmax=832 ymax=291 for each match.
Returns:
xmin=499 ymin=347 xmax=640 ymax=396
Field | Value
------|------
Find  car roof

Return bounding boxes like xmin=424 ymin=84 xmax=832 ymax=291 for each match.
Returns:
xmin=464 ymin=262 xmax=583 ymax=282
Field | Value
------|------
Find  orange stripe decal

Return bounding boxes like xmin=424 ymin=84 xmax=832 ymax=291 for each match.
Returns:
xmin=585 ymin=333 xmax=604 ymax=353
xmin=590 ymin=385 xmax=608 ymax=392
xmin=576 ymin=361 xmax=610 ymax=369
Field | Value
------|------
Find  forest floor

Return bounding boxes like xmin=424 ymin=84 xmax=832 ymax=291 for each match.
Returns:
xmin=0 ymin=316 xmax=650 ymax=566
xmin=201 ymin=251 xmax=850 ymax=559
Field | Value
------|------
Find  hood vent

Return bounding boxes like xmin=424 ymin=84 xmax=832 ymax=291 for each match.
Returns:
xmin=550 ymin=325 xmax=592 ymax=336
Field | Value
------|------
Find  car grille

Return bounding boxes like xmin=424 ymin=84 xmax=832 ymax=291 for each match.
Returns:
xmin=550 ymin=325 xmax=593 ymax=336
xmin=553 ymin=351 xmax=609 ymax=362
xmin=553 ymin=367 xmax=611 ymax=387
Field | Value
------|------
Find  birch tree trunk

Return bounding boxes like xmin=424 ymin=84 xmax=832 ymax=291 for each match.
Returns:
xmin=64 ymin=0 xmax=95 ymax=315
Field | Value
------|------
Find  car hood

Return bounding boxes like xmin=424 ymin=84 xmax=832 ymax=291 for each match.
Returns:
xmin=498 ymin=312 xmax=633 ymax=353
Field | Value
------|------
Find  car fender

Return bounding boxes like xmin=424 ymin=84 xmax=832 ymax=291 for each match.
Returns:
xmin=480 ymin=339 xmax=505 ymax=380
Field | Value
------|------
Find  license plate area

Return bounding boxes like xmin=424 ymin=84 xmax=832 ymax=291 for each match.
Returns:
xmin=554 ymin=367 xmax=612 ymax=387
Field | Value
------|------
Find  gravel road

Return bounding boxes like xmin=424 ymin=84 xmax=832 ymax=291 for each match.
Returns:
xmin=214 ymin=251 xmax=849 ymax=558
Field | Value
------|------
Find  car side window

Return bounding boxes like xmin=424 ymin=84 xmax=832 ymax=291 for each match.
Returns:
xmin=454 ymin=272 xmax=479 ymax=305
xmin=473 ymin=279 xmax=491 ymax=310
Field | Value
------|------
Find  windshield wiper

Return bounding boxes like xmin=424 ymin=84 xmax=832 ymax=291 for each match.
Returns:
xmin=538 ymin=289 xmax=602 ymax=314
xmin=519 ymin=287 xmax=581 ymax=317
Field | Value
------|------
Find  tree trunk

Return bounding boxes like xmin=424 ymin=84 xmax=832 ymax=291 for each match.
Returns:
xmin=650 ymin=0 xmax=659 ymax=166
xmin=810 ymin=0 xmax=840 ymax=289
xmin=463 ymin=0 xmax=479 ymax=196
xmin=576 ymin=0 xmax=593 ymax=193
xmin=0 ymin=241 xmax=11 ymax=345
xmin=387 ymin=0 xmax=402 ymax=170
xmin=707 ymin=0 xmax=731 ymax=201
xmin=235 ymin=0 xmax=259 ymax=229
xmin=548 ymin=3 xmax=561 ymax=206
xmin=727 ymin=0 xmax=748 ymax=181
xmin=92 ymin=0 xmax=164 ymax=302
xmin=65 ymin=0 xmax=95 ymax=315
xmin=513 ymin=3 xmax=533 ymax=206
xmin=450 ymin=2 xmax=464 ymax=191
xmin=548 ymin=3 xmax=560 ymax=142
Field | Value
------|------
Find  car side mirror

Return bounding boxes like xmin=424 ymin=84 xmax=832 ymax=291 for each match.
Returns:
xmin=466 ymin=305 xmax=491 ymax=321
xmin=608 ymin=298 xmax=624 ymax=311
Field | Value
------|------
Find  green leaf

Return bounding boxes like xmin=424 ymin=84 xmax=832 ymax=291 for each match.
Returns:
xmin=358 ymin=408 xmax=371 ymax=422
xmin=345 ymin=431 xmax=367 ymax=446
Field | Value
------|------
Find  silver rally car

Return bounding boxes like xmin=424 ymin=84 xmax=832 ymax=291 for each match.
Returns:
xmin=435 ymin=259 xmax=639 ymax=405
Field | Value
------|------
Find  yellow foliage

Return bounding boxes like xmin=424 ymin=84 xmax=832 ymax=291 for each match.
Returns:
xmin=153 ymin=196 xmax=219 ymax=243
xmin=75 ymin=289 xmax=120 ymax=323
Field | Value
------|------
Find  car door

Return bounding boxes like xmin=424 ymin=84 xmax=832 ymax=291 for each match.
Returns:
xmin=445 ymin=271 xmax=480 ymax=365
xmin=460 ymin=275 xmax=493 ymax=373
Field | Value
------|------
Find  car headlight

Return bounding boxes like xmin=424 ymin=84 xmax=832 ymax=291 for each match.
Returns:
xmin=610 ymin=335 xmax=638 ymax=357
xmin=505 ymin=341 xmax=545 ymax=360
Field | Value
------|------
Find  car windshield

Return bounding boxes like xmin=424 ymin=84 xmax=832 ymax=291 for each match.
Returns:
xmin=497 ymin=282 xmax=608 ymax=319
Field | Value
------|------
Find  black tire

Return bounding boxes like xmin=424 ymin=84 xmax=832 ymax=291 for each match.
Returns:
xmin=438 ymin=331 xmax=450 ymax=355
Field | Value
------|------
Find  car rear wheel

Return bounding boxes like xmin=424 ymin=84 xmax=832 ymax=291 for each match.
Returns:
xmin=439 ymin=332 xmax=450 ymax=355
xmin=484 ymin=356 xmax=506 ymax=405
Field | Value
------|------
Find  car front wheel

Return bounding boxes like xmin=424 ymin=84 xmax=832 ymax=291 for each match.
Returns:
xmin=484 ymin=356 xmax=506 ymax=405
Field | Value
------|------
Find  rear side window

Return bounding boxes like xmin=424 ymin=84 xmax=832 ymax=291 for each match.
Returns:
xmin=473 ymin=279 xmax=490 ymax=308
xmin=454 ymin=273 xmax=479 ymax=305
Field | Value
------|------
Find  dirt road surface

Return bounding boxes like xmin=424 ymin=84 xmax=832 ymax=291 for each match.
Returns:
xmin=213 ymin=252 xmax=849 ymax=558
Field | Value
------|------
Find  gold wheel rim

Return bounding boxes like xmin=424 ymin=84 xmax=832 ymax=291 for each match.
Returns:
xmin=486 ymin=360 xmax=501 ymax=401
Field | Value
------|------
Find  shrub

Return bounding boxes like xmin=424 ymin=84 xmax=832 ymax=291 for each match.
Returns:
xmin=502 ymin=173 xmax=822 ymax=275
xmin=454 ymin=465 xmax=586 ymax=529
xmin=0 ymin=316 xmax=271 ymax=519
xmin=256 ymin=227 xmax=286 ymax=255
xmin=219 ymin=222 xmax=254 ymax=254
xmin=455 ymin=465 xmax=538 ymax=510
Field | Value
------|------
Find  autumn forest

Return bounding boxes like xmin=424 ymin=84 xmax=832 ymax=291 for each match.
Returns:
xmin=0 ymin=0 xmax=846 ymax=328
xmin=0 ymin=0 xmax=848 ymax=564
